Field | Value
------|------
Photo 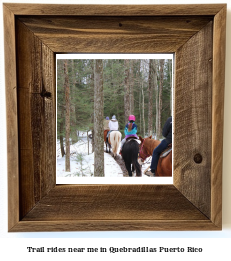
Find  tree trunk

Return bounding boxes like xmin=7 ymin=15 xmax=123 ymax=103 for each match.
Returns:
xmin=60 ymin=135 xmax=65 ymax=157
xmin=59 ymin=116 xmax=65 ymax=157
xmin=158 ymin=59 xmax=165 ymax=138
xmin=139 ymin=90 xmax=142 ymax=135
xmin=148 ymin=59 xmax=154 ymax=136
xmin=87 ymin=130 xmax=89 ymax=155
xmin=141 ymin=80 xmax=145 ymax=137
xmin=94 ymin=60 xmax=104 ymax=177
xmin=70 ymin=59 xmax=76 ymax=143
xmin=64 ymin=59 xmax=70 ymax=172
xmin=154 ymin=60 xmax=159 ymax=139
xmin=124 ymin=59 xmax=130 ymax=124
xmin=129 ymin=60 xmax=134 ymax=115
xmin=90 ymin=61 xmax=95 ymax=153
xmin=141 ymin=60 xmax=146 ymax=137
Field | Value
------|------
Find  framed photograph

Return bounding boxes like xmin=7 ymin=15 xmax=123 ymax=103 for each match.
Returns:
xmin=56 ymin=53 xmax=174 ymax=185
xmin=4 ymin=3 xmax=226 ymax=231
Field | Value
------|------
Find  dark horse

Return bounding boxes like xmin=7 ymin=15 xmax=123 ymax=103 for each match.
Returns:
xmin=139 ymin=135 xmax=172 ymax=177
xmin=121 ymin=138 xmax=141 ymax=177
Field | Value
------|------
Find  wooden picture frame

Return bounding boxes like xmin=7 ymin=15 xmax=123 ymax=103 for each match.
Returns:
xmin=4 ymin=3 xmax=226 ymax=231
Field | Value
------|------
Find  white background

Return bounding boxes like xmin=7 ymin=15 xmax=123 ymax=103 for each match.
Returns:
xmin=1 ymin=0 xmax=231 ymax=260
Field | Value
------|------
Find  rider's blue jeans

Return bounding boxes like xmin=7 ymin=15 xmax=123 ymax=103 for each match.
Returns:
xmin=150 ymin=139 xmax=168 ymax=171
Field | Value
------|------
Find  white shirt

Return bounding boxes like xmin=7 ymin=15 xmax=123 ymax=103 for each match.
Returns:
xmin=109 ymin=120 xmax=119 ymax=131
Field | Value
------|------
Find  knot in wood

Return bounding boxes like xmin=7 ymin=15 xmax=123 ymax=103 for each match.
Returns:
xmin=40 ymin=90 xmax=52 ymax=99
xmin=194 ymin=153 xmax=202 ymax=164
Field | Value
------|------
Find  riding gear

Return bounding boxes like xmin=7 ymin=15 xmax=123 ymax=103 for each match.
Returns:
xmin=128 ymin=115 xmax=136 ymax=121
xmin=145 ymin=169 xmax=155 ymax=177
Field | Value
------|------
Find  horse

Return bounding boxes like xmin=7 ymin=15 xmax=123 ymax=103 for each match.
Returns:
xmin=156 ymin=150 xmax=172 ymax=177
xmin=138 ymin=135 xmax=172 ymax=177
xmin=121 ymin=138 xmax=141 ymax=177
xmin=138 ymin=135 xmax=160 ymax=161
xmin=104 ymin=130 xmax=121 ymax=158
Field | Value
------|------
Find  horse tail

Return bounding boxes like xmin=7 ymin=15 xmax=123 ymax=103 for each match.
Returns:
xmin=113 ymin=133 xmax=118 ymax=156
xmin=111 ymin=131 xmax=121 ymax=156
xmin=115 ymin=132 xmax=121 ymax=155
xmin=133 ymin=158 xmax=141 ymax=176
xmin=133 ymin=159 xmax=141 ymax=177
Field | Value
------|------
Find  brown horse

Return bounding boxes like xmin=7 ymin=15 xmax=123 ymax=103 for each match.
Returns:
xmin=104 ymin=130 xmax=121 ymax=158
xmin=138 ymin=135 xmax=172 ymax=177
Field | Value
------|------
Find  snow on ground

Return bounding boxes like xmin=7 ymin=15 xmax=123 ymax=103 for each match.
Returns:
xmin=56 ymin=131 xmax=151 ymax=178
xmin=57 ymin=132 xmax=123 ymax=178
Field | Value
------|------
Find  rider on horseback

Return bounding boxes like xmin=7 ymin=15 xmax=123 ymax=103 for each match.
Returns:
xmin=119 ymin=115 xmax=138 ymax=155
xmin=104 ymin=116 xmax=110 ymax=131
xmin=106 ymin=115 xmax=119 ymax=143
xmin=146 ymin=116 xmax=172 ymax=176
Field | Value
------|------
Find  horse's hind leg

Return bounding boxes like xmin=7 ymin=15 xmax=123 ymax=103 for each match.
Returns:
xmin=125 ymin=162 xmax=132 ymax=177
xmin=105 ymin=142 xmax=111 ymax=153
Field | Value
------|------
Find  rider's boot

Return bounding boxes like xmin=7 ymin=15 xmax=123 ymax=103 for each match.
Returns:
xmin=145 ymin=169 xmax=155 ymax=177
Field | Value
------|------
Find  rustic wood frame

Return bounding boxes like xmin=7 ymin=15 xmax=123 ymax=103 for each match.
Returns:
xmin=4 ymin=4 xmax=226 ymax=232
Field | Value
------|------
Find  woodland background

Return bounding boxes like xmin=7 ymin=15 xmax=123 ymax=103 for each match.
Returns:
xmin=57 ymin=59 xmax=172 ymax=166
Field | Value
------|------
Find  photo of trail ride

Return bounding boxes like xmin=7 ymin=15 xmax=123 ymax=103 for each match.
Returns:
xmin=57 ymin=56 xmax=173 ymax=180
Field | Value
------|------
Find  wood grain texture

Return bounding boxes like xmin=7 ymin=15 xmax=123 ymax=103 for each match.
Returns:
xmin=18 ymin=16 xmax=213 ymax=53
xmin=174 ymin=22 xmax=213 ymax=218
xmin=3 ymin=4 xmax=19 ymax=231
xmin=11 ymin=220 xmax=218 ymax=232
xmin=211 ymin=5 xmax=226 ymax=228
xmin=13 ymin=185 xmax=217 ymax=232
xmin=22 ymin=185 xmax=206 ymax=221
xmin=3 ymin=3 xmax=225 ymax=16
xmin=4 ymin=3 xmax=226 ymax=231
xmin=16 ymin=19 xmax=56 ymax=219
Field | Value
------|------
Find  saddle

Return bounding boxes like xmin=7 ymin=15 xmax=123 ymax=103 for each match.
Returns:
xmin=107 ymin=130 xmax=116 ymax=138
xmin=125 ymin=136 xmax=139 ymax=144
xmin=160 ymin=144 xmax=172 ymax=158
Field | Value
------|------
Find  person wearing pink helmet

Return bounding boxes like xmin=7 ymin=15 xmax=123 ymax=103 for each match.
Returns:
xmin=119 ymin=115 xmax=138 ymax=155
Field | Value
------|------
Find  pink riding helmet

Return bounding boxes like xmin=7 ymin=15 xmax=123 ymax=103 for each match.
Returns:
xmin=128 ymin=115 xmax=136 ymax=121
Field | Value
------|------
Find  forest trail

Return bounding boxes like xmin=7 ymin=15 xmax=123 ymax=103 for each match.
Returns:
xmin=106 ymin=151 xmax=152 ymax=177
xmin=106 ymin=150 xmax=150 ymax=177
xmin=107 ymin=151 xmax=129 ymax=177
